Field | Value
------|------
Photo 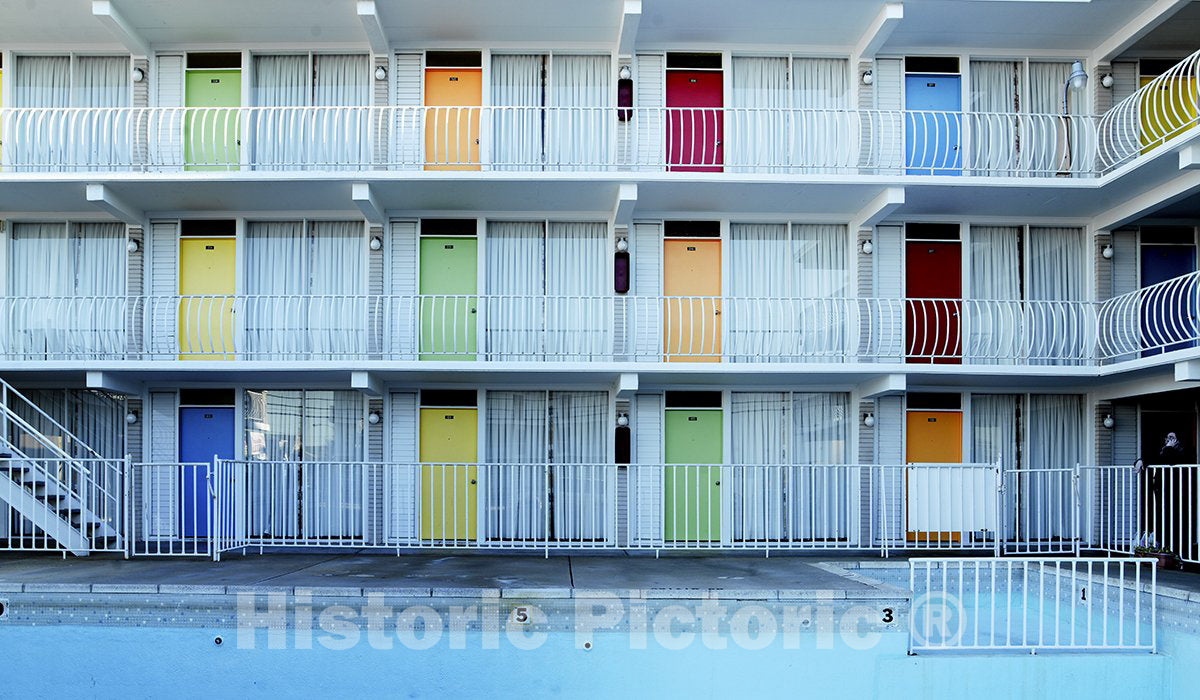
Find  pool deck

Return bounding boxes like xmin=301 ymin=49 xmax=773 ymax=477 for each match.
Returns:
xmin=0 ymin=552 xmax=909 ymax=600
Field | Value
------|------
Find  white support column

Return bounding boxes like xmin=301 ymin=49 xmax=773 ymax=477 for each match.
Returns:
xmin=351 ymin=370 xmax=385 ymax=397
xmin=616 ymin=0 xmax=642 ymax=56
xmin=850 ymin=187 xmax=905 ymax=233
xmin=86 ymin=371 xmax=143 ymax=396
xmin=357 ymin=0 xmax=389 ymax=55
xmin=614 ymin=372 xmax=639 ymax=399
xmin=1091 ymin=0 xmax=1193 ymax=64
xmin=352 ymin=183 xmax=386 ymax=225
xmin=1181 ymin=144 xmax=1200 ymax=170
xmin=852 ymin=3 xmax=903 ymax=66
xmin=611 ymin=182 xmax=638 ymax=229
xmin=92 ymin=0 xmax=151 ymax=58
xmin=858 ymin=374 xmax=906 ymax=399
xmin=85 ymin=184 xmax=145 ymax=226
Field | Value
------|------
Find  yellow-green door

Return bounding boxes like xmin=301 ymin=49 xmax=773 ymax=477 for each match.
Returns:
xmin=179 ymin=238 xmax=236 ymax=359
xmin=419 ymin=407 xmax=478 ymax=540
xmin=419 ymin=237 xmax=478 ymax=360
xmin=186 ymin=69 xmax=241 ymax=169
xmin=1140 ymin=75 xmax=1199 ymax=153
xmin=664 ymin=408 xmax=723 ymax=541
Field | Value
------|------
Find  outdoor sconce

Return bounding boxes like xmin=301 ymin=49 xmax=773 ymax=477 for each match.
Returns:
xmin=375 ymin=66 xmax=388 ymax=81
xmin=1101 ymin=74 xmax=1114 ymax=89
xmin=614 ymin=239 xmax=630 ymax=294
xmin=619 ymin=65 xmax=632 ymax=81
xmin=1103 ymin=414 xmax=1115 ymax=430
xmin=861 ymin=70 xmax=874 ymax=86
xmin=860 ymin=239 xmax=874 ymax=255
xmin=863 ymin=413 xmax=876 ymax=428
xmin=370 ymin=236 xmax=383 ymax=251
xmin=131 ymin=66 xmax=145 ymax=83
xmin=125 ymin=411 xmax=139 ymax=425
xmin=1102 ymin=244 xmax=1114 ymax=260
xmin=368 ymin=411 xmax=381 ymax=425
xmin=616 ymin=413 xmax=629 ymax=427
xmin=126 ymin=238 xmax=140 ymax=254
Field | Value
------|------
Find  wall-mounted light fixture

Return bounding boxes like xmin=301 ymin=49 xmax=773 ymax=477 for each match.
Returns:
xmin=1102 ymin=244 xmax=1114 ymax=260
xmin=368 ymin=411 xmax=381 ymax=425
xmin=1101 ymin=73 xmax=1114 ymax=89
xmin=619 ymin=65 xmax=631 ymax=81
xmin=863 ymin=413 xmax=876 ymax=428
xmin=370 ymin=236 xmax=383 ymax=251
xmin=375 ymin=66 xmax=388 ymax=82
xmin=859 ymin=239 xmax=874 ymax=255
xmin=125 ymin=411 xmax=139 ymax=425
xmin=615 ymin=237 xmax=628 ymax=252
xmin=1103 ymin=414 xmax=1115 ymax=430
xmin=861 ymin=70 xmax=874 ymax=86
xmin=131 ymin=66 xmax=146 ymax=83
xmin=126 ymin=238 xmax=140 ymax=254
xmin=616 ymin=412 xmax=630 ymax=427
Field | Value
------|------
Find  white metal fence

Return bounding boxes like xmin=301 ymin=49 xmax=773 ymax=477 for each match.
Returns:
xmin=0 ymin=457 xmax=125 ymax=554
xmin=0 ymin=105 xmax=1100 ymax=176
xmin=1081 ymin=464 xmax=1198 ymax=565
xmin=909 ymin=557 xmax=1156 ymax=652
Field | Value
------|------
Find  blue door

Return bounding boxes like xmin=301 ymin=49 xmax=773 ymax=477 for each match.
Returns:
xmin=905 ymin=74 xmax=962 ymax=175
xmin=1141 ymin=244 xmax=1197 ymax=356
xmin=180 ymin=407 xmax=235 ymax=537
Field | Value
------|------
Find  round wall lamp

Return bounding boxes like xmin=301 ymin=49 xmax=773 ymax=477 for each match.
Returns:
xmin=1101 ymin=74 xmax=1114 ymax=89
xmin=616 ymin=413 xmax=629 ymax=427
xmin=375 ymin=66 xmax=388 ymax=81
xmin=860 ymin=239 xmax=874 ymax=255
xmin=126 ymin=238 xmax=140 ymax=254
xmin=861 ymin=70 xmax=874 ymax=86
xmin=125 ymin=411 xmax=139 ymax=425
xmin=616 ymin=237 xmax=629 ymax=252
xmin=368 ymin=411 xmax=381 ymax=425
xmin=131 ymin=66 xmax=146 ymax=83
xmin=1102 ymin=244 xmax=1114 ymax=260
xmin=619 ymin=65 xmax=632 ymax=81
xmin=1103 ymin=414 xmax=1115 ymax=430
xmin=370 ymin=236 xmax=383 ymax=251
xmin=863 ymin=413 xmax=876 ymax=428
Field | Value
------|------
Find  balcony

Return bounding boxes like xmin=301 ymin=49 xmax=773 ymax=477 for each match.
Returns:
xmin=0 ymin=106 xmax=1104 ymax=177
xmin=0 ymin=290 xmax=1159 ymax=367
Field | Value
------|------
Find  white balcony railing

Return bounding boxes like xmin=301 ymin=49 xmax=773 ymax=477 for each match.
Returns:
xmin=0 ymin=293 xmax=1108 ymax=365
xmin=1098 ymin=269 xmax=1200 ymax=361
xmin=0 ymin=105 xmax=1099 ymax=176
xmin=1098 ymin=49 xmax=1200 ymax=173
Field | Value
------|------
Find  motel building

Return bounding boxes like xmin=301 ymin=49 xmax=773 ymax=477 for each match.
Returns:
xmin=0 ymin=1 xmax=1199 ymax=693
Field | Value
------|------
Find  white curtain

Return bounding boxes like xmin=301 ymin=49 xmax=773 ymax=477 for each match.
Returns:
xmin=791 ymin=392 xmax=849 ymax=540
xmin=245 ymin=390 xmax=302 ymax=538
xmin=548 ymin=55 xmax=610 ymax=169
xmin=245 ymin=221 xmax=364 ymax=359
xmin=1027 ymin=62 xmax=1086 ymax=175
xmin=1027 ymin=227 xmax=1087 ymax=364
xmin=968 ymin=226 xmax=1022 ymax=363
xmin=6 ymin=222 xmax=125 ymax=359
xmin=74 ymin=56 xmax=130 ymax=108
xmin=301 ymin=390 xmax=365 ymax=538
xmin=492 ymin=55 xmax=544 ymax=169
xmin=794 ymin=224 xmax=849 ymax=360
xmin=485 ymin=221 xmax=545 ymax=359
xmin=252 ymin=55 xmax=308 ymax=168
xmin=730 ymin=392 xmax=789 ymax=541
xmin=13 ymin=56 xmax=70 ymax=107
xmin=547 ymin=222 xmax=608 ymax=358
xmin=969 ymin=61 xmax=1020 ymax=175
xmin=486 ymin=391 xmax=547 ymax=540
xmin=550 ymin=391 xmax=609 ymax=541
xmin=314 ymin=55 xmax=370 ymax=168
xmin=793 ymin=58 xmax=850 ymax=173
xmin=729 ymin=224 xmax=790 ymax=359
xmin=9 ymin=389 xmax=125 ymax=459
xmin=971 ymin=394 xmax=1018 ymax=470
xmin=730 ymin=57 xmax=790 ymax=171
xmin=1024 ymin=394 xmax=1084 ymax=540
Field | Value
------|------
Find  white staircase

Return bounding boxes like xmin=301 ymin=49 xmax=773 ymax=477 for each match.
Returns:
xmin=0 ymin=380 xmax=122 ymax=556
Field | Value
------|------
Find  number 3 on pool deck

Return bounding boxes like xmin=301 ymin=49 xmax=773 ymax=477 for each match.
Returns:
xmin=512 ymin=606 xmax=530 ymax=625
xmin=882 ymin=608 xmax=894 ymax=623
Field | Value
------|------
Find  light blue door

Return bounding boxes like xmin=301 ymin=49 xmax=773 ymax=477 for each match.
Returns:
xmin=179 ymin=407 xmax=235 ymax=538
xmin=905 ymin=74 xmax=962 ymax=175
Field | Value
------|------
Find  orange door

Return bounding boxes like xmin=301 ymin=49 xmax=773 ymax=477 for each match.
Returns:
xmin=664 ymin=239 xmax=721 ymax=361
xmin=425 ymin=68 xmax=482 ymax=170
xmin=905 ymin=410 xmax=964 ymax=543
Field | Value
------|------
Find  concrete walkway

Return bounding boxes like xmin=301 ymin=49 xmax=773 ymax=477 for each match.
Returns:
xmin=0 ymin=552 xmax=896 ymax=598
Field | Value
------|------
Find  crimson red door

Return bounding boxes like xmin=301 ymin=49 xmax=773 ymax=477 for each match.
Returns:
xmin=667 ymin=70 xmax=723 ymax=172
xmin=906 ymin=241 xmax=962 ymax=363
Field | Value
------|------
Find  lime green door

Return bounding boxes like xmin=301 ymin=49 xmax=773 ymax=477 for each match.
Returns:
xmin=186 ymin=69 xmax=241 ymax=169
xmin=419 ymin=237 xmax=478 ymax=359
xmin=664 ymin=409 xmax=723 ymax=541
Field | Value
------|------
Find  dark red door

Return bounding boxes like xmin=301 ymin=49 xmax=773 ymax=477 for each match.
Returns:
xmin=906 ymin=242 xmax=962 ymax=363
xmin=667 ymin=70 xmax=723 ymax=172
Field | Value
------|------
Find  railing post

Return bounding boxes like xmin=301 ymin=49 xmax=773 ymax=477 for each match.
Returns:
xmin=123 ymin=455 xmax=132 ymax=559
xmin=995 ymin=459 xmax=1005 ymax=557
xmin=1073 ymin=462 xmax=1082 ymax=557
xmin=211 ymin=454 xmax=220 ymax=562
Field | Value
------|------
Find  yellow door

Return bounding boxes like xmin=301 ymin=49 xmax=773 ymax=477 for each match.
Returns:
xmin=179 ymin=238 xmax=236 ymax=360
xmin=1140 ymin=75 xmax=1199 ymax=153
xmin=419 ymin=407 xmax=478 ymax=540
xmin=664 ymin=239 xmax=722 ymax=361
xmin=905 ymin=410 xmax=963 ymax=543
xmin=425 ymin=68 xmax=482 ymax=170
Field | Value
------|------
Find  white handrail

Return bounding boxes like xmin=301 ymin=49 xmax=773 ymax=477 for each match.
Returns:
xmin=1097 ymin=49 xmax=1200 ymax=173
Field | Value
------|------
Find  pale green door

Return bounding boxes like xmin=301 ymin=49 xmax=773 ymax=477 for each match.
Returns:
xmin=664 ymin=409 xmax=723 ymax=541
xmin=186 ymin=69 xmax=241 ymax=169
xmin=419 ymin=237 xmax=478 ymax=359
